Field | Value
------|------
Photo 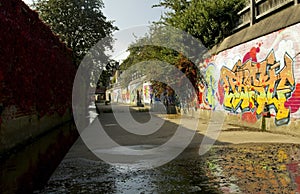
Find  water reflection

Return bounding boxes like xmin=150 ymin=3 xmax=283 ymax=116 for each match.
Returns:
xmin=0 ymin=121 xmax=78 ymax=193
xmin=36 ymin=138 xmax=221 ymax=193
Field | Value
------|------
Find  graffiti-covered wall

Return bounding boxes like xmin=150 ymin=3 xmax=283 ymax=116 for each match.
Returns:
xmin=201 ymin=22 xmax=300 ymax=126
xmin=143 ymin=82 xmax=152 ymax=104
xmin=108 ymin=79 xmax=152 ymax=105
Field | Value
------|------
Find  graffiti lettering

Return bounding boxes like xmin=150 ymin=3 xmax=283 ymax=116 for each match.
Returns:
xmin=205 ymin=64 xmax=218 ymax=109
xmin=220 ymin=50 xmax=295 ymax=125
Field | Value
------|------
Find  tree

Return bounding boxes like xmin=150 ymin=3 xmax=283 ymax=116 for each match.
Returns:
xmin=34 ymin=0 xmax=118 ymax=127
xmin=34 ymin=0 xmax=118 ymax=66
xmin=119 ymin=24 xmax=205 ymax=105
xmin=154 ymin=0 xmax=247 ymax=49
xmin=117 ymin=0 xmax=247 ymax=109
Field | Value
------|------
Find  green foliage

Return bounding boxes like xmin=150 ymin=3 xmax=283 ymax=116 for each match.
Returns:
xmin=34 ymin=0 xmax=118 ymax=66
xmin=155 ymin=0 xmax=247 ymax=48
xmin=118 ymin=0 xmax=247 ymax=104
xmin=96 ymin=69 xmax=111 ymax=87
xmin=119 ymin=25 xmax=204 ymax=101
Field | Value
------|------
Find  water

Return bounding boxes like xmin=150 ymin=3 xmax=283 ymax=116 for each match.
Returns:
xmin=32 ymin=126 xmax=222 ymax=193
xmin=0 ymin=121 xmax=78 ymax=194
xmin=35 ymin=147 xmax=222 ymax=193
xmin=36 ymin=104 xmax=219 ymax=193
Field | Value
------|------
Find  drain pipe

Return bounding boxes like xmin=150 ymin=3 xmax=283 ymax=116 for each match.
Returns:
xmin=261 ymin=115 xmax=266 ymax=131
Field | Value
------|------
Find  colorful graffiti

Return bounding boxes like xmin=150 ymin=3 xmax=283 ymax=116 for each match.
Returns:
xmin=204 ymin=64 xmax=218 ymax=109
xmin=242 ymin=44 xmax=262 ymax=63
xmin=143 ymin=83 xmax=152 ymax=104
xmin=121 ymin=88 xmax=130 ymax=103
xmin=285 ymin=83 xmax=300 ymax=113
xmin=220 ymin=50 xmax=295 ymax=125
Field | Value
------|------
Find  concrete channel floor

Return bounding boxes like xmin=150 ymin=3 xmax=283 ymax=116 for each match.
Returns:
xmin=35 ymin=104 xmax=300 ymax=193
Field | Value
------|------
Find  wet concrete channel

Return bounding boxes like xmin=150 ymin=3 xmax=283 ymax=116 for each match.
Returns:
xmin=35 ymin=138 xmax=221 ymax=193
xmin=2 ymin=104 xmax=300 ymax=193
xmin=36 ymin=104 xmax=223 ymax=193
xmin=0 ymin=121 xmax=78 ymax=193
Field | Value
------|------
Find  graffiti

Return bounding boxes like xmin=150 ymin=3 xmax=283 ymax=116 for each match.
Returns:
xmin=198 ymin=83 xmax=205 ymax=105
xmin=217 ymin=80 xmax=225 ymax=105
xmin=285 ymin=83 xmax=300 ymax=113
xmin=143 ymin=83 xmax=152 ymax=104
xmin=220 ymin=50 xmax=295 ymax=126
xmin=121 ymin=89 xmax=130 ymax=103
xmin=204 ymin=64 xmax=218 ymax=109
xmin=242 ymin=46 xmax=260 ymax=63
xmin=241 ymin=111 xmax=257 ymax=123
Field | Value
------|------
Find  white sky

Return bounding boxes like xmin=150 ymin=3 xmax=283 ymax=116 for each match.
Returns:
xmin=101 ymin=0 xmax=166 ymax=62
xmin=22 ymin=0 xmax=166 ymax=62
xmin=22 ymin=0 xmax=165 ymax=30
xmin=103 ymin=0 xmax=165 ymax=30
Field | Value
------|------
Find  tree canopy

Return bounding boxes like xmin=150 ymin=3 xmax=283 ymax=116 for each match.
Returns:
xmin=154 ymin=0 xmax=247 ymax=48
xmin=119 ymin=25 xmax=204 ymax=103
xmin=34 ymin=0 xmax=118 ymax=66
xmin=118 ymin=0 xmax=247 ymax=105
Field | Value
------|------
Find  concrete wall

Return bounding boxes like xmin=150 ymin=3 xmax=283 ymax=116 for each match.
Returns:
xmin=108 ymin=77 xmax=151 ymax=105
xmin=211 ymin=4 xmax=300 ymax=54
xmin=199 ymin=5 xmax=300 ymax=136
xmin=0 ymin=110 xmax=72 ymax=155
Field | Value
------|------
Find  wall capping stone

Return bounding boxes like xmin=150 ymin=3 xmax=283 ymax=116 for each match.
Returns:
xmin=210 ymin=4 xmax=300 ymax=55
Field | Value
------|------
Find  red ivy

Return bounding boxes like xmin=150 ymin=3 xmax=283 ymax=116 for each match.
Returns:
xmin=176 ymin=54 xmax=200 ymax=103
xmin=0 ymin=0 xmax=76 ymax=119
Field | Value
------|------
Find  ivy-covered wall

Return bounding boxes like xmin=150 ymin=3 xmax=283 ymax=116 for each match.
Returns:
xmin=0 ymin=0 xmax=75 ymax=121
xmin=0 ymin=0 xmax=76 ymax=153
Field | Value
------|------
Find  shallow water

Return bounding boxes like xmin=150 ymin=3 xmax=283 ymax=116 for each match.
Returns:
xmin=0 ymin=122 xmax=78 ymax=193
xmin=36 ymin=157 xmax=221 ymax=193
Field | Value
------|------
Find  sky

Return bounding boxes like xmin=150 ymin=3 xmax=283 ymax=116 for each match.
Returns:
xmin=22 ymin=0 xmax=166 ymax=30
xmin=101 ymin=0 xmax=166 ymax=61
xmin=22 ymin=0 xmax=167 ymax=61
xmin=103 ymin=0 xmax=165 ymax=30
